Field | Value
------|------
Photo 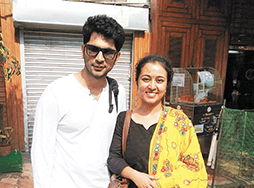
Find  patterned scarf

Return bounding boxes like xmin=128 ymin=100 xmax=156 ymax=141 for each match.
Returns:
xmin=148 ymin=107 xmax=208 ymax=187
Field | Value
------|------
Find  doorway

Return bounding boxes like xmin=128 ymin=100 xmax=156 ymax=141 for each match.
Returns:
xmin=224 ymin=50 xmax=254 ymax=109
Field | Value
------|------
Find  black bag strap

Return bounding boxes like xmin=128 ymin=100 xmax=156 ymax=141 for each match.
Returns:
xmin=106 ymin=76 xmax=119 ymax=113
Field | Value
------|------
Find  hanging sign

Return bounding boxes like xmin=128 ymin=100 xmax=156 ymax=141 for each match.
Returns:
xmin=172 ymin=73 xmax=185 ymax=87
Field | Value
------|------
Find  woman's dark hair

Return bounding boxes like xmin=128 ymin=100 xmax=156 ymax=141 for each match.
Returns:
xmin=82 ymin=15 xmax=125 ymax=52
xmin=135 ymin=55 xmax=173 ymax=88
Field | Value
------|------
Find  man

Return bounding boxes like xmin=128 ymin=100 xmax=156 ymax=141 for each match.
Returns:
xmin=31 ymin=15 xmax=127 ymax=188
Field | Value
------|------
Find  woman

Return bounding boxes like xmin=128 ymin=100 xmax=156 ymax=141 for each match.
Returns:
xmin=108 ymin=55 xmax=208 ymax=188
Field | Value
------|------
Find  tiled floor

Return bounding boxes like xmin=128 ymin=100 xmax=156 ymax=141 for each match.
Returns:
xmin=0 ymin=152 xmax=214 ymax=188
xmin=0 ymin=152 xmax=33 ymax=188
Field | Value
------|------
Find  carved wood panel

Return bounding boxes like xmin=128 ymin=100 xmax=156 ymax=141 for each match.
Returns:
xmin=157 ymin=21 xmax=193 ymax=67
xmin=161 ymin=0 xmax=195 ymax=18
xmin=194 ymin=26 xmax=226 ymax=73
xmin=199 ymin=0 xmax=228 ymax=21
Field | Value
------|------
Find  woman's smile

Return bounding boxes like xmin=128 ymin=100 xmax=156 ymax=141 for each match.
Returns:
xmin=146 ymin=91 xmax=157 ymax=98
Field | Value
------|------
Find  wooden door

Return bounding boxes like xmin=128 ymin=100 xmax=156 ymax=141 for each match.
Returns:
xmin=195 ymin=26 xmax=227 ymax=73
xmin=159 ymin=22 xmax=193 ymax=68
xmin=151 ymin=0 xmax=229 ymax=88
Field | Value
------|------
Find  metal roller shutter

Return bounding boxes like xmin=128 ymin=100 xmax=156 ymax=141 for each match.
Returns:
xmin=21 ymin=30 xmax=133 ymax=150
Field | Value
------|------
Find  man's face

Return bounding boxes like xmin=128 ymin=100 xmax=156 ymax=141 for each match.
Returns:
xmin=82 ymin=32 xmax=120 ymax=79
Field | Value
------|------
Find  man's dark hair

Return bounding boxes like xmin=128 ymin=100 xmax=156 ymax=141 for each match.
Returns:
xmin=82 ymin=14 xmax=125 ymax=52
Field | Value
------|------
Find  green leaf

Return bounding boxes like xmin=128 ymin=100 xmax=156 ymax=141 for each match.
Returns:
xmin=4 ymin=127 xmax=13 ymax=130
xmin=11 ymin=56 xmax=17 ymax=61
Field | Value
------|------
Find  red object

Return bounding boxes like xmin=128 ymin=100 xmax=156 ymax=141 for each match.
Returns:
xmin=0 ymin=144 xmax=11 ymax=157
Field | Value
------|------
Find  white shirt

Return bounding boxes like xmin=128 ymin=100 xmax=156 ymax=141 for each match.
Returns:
xmin=31 ymin=74 xmax=127 ymax=188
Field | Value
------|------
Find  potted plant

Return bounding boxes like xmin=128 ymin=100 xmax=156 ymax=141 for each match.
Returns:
xmin=0 ymin=32 xmax=21 ymax=157
xmin=0 ymin=33 xmax=21 ymax=82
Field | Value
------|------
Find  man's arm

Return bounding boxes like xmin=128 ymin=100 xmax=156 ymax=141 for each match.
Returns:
xmin=31 ymin=87 xmax=59 ymax=188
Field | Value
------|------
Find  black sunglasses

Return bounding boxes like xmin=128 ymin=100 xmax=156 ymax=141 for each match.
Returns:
xmin=84 ymin=44 xmax=118 ymax=60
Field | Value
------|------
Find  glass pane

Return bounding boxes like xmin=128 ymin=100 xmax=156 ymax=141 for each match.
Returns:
xmin=203 ymin=39 xmax=216 ymax=68
xmin=168 ymin=37 xmax=182 ymax=67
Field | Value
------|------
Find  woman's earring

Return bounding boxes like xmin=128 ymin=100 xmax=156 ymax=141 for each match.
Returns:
xmin=134 ymin=93 xmax=138 ymax=108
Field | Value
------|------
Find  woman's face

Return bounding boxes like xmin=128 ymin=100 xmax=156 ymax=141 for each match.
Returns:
xmin=137 ymin=61 xmax=168 ymax=106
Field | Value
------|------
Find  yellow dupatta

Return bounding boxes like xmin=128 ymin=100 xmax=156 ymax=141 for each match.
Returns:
xmin=148 ymin=107 xmax=208 ymax=187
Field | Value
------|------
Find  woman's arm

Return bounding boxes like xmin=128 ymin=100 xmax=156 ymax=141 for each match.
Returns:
xmin=107 ymin=112 xmax=129 ymax=175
